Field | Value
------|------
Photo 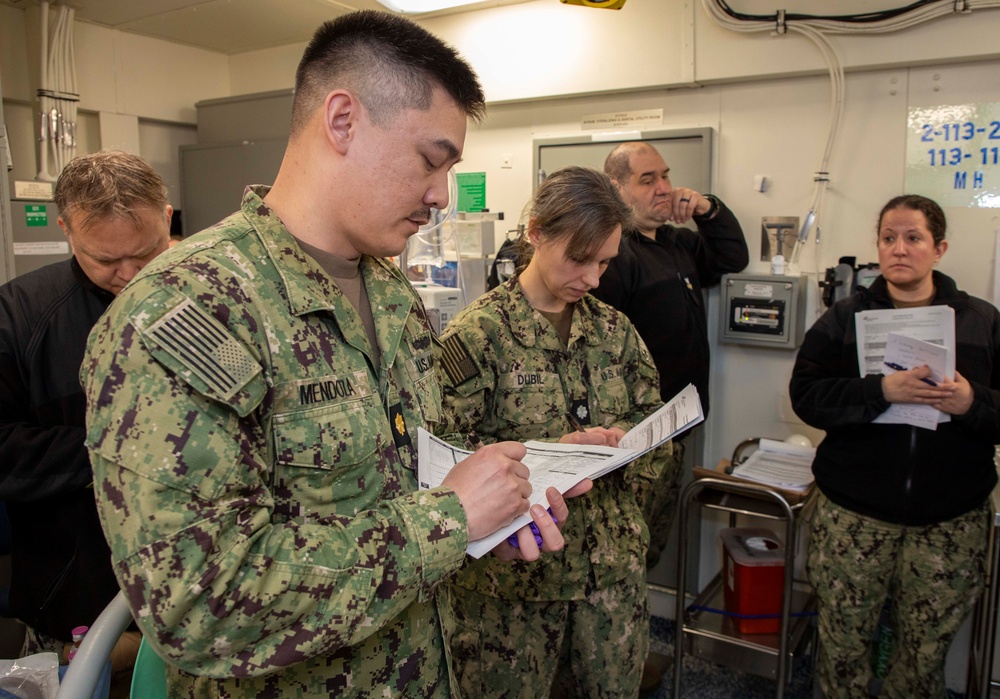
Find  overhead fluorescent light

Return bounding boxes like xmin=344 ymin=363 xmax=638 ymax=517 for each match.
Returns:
xmin=374 ymin=0 xmax=484 ymax=13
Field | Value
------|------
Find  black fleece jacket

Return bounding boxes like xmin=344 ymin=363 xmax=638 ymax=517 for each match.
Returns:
xmin=590 ymin=198 xmax=748 ymax=418
xmin=790 ymin=271 xmax=1000 ymax=525
xmin=0 ymin=258 xmax=122 ymax=640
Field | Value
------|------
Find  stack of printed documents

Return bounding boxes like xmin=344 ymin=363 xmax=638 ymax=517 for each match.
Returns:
xmin=856 ymin=306 xmax=955 ymax=430
xmin=419 ymin=384 xmax=704 ymax=558
xmin=727 ymin=438 xmax=816 ymax=493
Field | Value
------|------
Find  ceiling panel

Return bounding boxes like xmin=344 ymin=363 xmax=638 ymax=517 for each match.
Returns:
xmin=41 ymin=0 xmax=223 ymax=26
xmin=117 ymin=0 xmax=378 ymax=53
xmin=0 ymin=0 xmax=533 ymax=54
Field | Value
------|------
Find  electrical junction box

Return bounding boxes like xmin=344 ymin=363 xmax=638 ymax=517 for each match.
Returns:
xmin=719 ymin=273 xmax=807 ymax=350
xmin=9 ymin=187 xmax=69 ymax=279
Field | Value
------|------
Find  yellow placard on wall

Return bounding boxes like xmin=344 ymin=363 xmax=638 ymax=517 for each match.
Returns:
xmin=906 ymin=102 xmax=1000 ymax=208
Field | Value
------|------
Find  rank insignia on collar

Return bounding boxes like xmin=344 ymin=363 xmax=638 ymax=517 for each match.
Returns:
xmin=388 ymin=402 xmax=412 ymax=450
xmin=569 ymin=399 xmax=591 ymax=426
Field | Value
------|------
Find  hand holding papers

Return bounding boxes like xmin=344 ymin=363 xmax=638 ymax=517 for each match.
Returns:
xmin=617 ymin=383 xmax=703 ymax=455
xmin=420 ymin=384 xmax=705 ymax=558
xmin=878 ymin=333 xmax=952 ymax=430
xmin=418 ymin=432 xmax=635 ymax=557
xmin=856 ymin=307 xmax=956 ymax=430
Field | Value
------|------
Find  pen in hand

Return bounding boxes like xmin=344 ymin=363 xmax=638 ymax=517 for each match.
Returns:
xmin=466 ymin=430 xmax=486 ymax=451
xmin=565 ymin=411 xmax=587 ymax=433
xmin=467 ymin=429 xmax=554 ymax=549
xmin=884 ymin=361 xmax=937 ymax=386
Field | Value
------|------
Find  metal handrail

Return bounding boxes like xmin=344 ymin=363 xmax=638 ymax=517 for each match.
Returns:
xmin=54 ymin=591 xmax=133 ymax=699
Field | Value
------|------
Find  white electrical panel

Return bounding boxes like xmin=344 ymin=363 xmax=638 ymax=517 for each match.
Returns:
xmin=719 ymin=273 xmax=807 ymax=350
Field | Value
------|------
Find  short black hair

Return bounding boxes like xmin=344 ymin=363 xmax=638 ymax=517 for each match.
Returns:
xmin=291 ymin=10 xmax=485 ymax=133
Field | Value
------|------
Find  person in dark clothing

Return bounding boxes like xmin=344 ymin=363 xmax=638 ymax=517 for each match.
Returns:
xmin=592 ymin=141 xmax=748 ymax=559
xmin=0 ymin=150 xmax=171 ymax=682
xmin=790 ymin=194 xmax=1000 ymax=698
xmin=590 ymin=141 xmax=748 ymax=693
xmin=595 ymin=142 xmax=748 ymax=424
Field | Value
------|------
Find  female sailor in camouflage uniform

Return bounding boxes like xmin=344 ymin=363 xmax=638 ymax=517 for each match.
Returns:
xmin=437 ymin=166 xmax=665 ymax=698
xmin=791 ymin=195 xmax=1000 ymax=698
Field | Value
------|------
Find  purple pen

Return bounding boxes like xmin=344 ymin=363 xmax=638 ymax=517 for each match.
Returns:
xmin=508 ymin=508 xmax=556 ymax=549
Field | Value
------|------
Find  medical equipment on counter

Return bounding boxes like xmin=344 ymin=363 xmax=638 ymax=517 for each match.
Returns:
xmin=399 ymin=170 xmax=504 ymax=333
xmin=818 ymin=256 xmax=879 ymax=308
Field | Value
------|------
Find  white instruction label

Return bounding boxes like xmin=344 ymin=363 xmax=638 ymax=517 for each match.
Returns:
xmin=741 ymin=283 xmax=774 ymax=298
xmin=14 ymin=180 xmax=54 ymax=200
xmin=13 ymin=241 xmax=69 ymax=256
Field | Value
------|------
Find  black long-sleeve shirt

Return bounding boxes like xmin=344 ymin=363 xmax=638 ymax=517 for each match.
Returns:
xmin=790 ymin=272 xmax=1000 ymax=525
xmin=0 ymin=258 xmax=121 ymax=639
xmin=590 ymin=199 xmax=748 ymax=419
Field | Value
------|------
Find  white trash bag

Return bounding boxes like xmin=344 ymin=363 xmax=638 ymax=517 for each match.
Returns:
xmin=0 ymin=652 xmax=60 ymax=699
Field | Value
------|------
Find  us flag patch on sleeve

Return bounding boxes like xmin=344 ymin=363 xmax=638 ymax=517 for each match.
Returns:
xmin=144 ymin=298 xmax=260 ymax=400
xmin=440 ymin=334 xmax=480 ymax=386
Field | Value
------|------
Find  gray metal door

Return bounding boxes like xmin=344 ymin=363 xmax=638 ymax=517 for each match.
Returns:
xmin=0 ymin=71 xmax=14 ymax=285
xmin=533 ymin=127 xmax=711 ymax=196
xmin=180 ymin=138 xmax=287 ymax=236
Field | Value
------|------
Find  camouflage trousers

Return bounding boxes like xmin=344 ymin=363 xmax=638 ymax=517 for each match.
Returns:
xmin=643 ymin=439 xmax=685 ymax=570
xmin=444 ymin=574 xmax=649 ymax=699
xmin=20 ymin=624 xmax=67 ymax=660
xmin=807 ymin=492 xmax=989 ymax=699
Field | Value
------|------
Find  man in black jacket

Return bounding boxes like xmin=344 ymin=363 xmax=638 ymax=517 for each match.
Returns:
xmin=0 ymin=150 xmax=171 ymax=676
xmin=590 ymin=141 xmax=748 ymax=692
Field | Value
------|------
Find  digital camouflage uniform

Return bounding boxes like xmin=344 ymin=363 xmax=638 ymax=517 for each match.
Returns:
xmin=436 ymin=279 xmax=663 ymax=699
xmin=82 ymin=186 xmax=469 ymax=698
xmin=640 ymin=440 xmax=683 ymax=569
xmin=808 ymin=492 xmax=989 ymax=699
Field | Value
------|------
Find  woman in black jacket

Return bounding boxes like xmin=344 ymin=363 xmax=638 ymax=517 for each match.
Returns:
xmin=790 ymin=194 xmax=1000 ymax=698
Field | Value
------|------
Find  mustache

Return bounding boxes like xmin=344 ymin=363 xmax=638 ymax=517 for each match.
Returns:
xmin=409 ymin=208 xmax=432 ymax=225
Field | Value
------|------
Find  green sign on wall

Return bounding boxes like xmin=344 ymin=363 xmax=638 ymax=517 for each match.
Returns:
xmin=25 ymin=205 xmax=48 ymax=227
xmin=456 ymin=172 xmax=486 ymax=212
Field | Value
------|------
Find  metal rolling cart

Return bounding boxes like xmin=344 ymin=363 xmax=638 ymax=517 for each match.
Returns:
xmin=672 ymin=471 xmax=817 ymax=699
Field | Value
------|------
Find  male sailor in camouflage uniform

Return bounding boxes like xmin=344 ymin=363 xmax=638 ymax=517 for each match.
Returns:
xmin=81 ymin=12 xmax=579 ymax=698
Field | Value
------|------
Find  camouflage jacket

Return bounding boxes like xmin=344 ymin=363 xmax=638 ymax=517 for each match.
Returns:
xmin=82 ymin=187 xmax=467 ymax=698
xmin=436 ymin=279 xmax=663 ymax=600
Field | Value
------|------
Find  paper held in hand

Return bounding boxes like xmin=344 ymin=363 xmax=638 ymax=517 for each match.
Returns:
xmin=875 ymin=332 xmax=953 ymax=430
xmin=418 ymin=384 xmax=704 ymax=558
xmin=855 ymin=306 xmax=956 ymax=430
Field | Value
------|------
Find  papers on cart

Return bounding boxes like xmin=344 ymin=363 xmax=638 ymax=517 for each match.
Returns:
xmin=728 ymin=438 xmax=816 ymax=493
xmin=418 ymin=384 xmax=704 ymax=557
